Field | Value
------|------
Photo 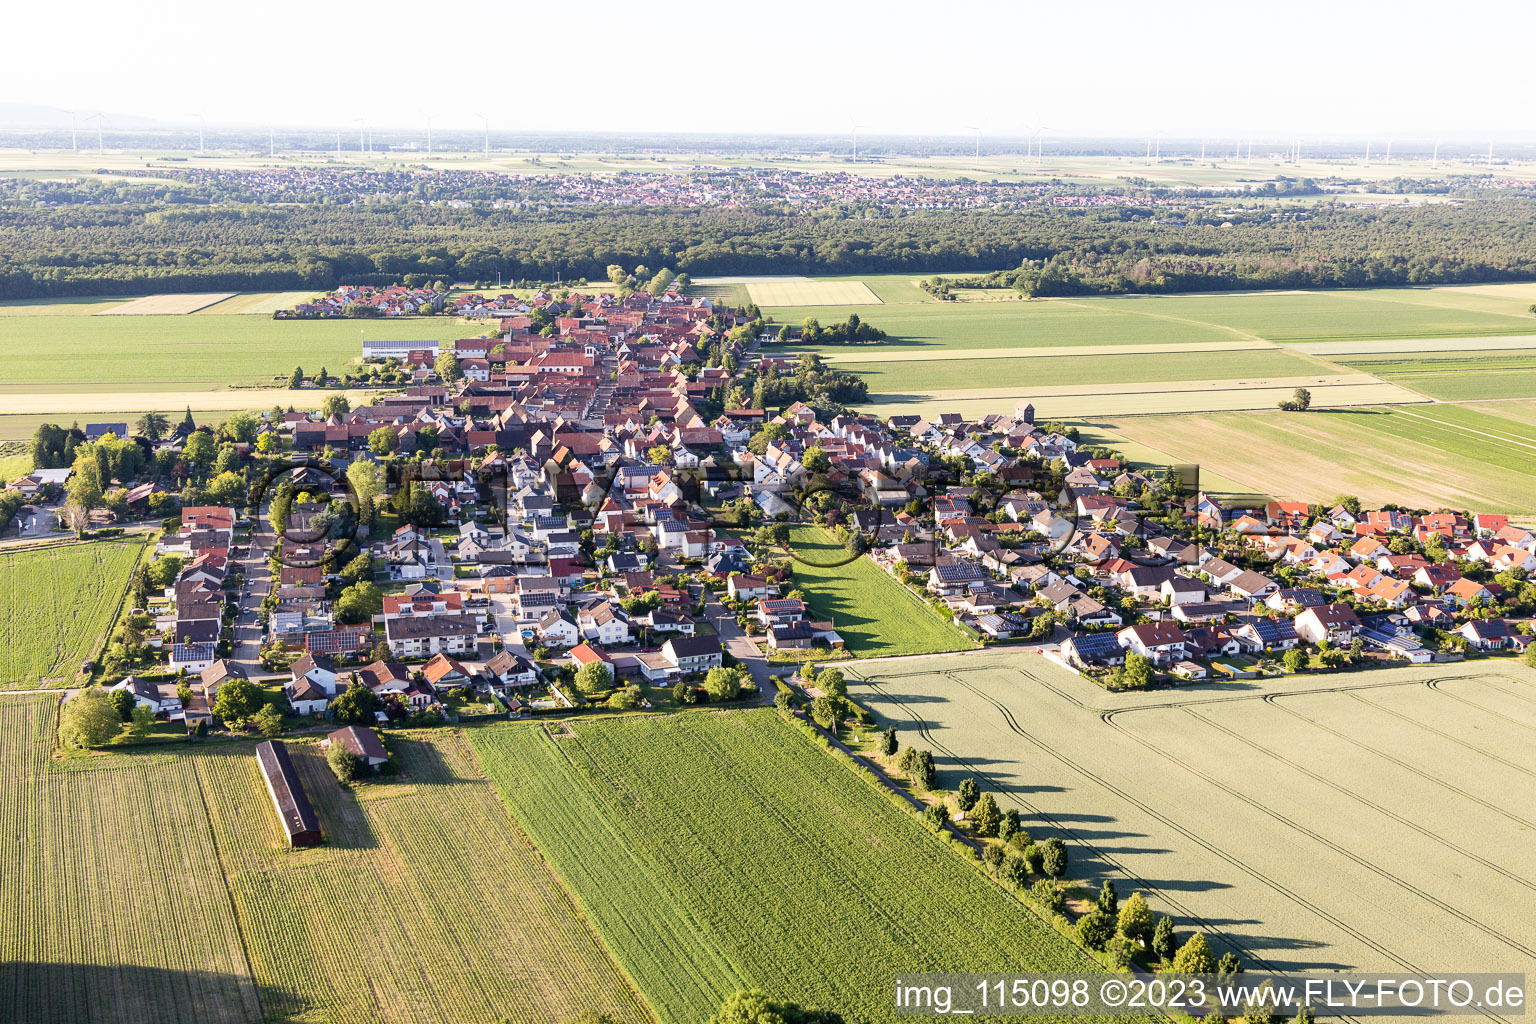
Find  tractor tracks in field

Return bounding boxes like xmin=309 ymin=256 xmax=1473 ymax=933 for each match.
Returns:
xmin=1423 ymin=675 xmax=1536 ymax=734
xmin=856 ymin=674 xmax=1274 ymax=972
xmin=1099 ymin=693 xmax=1536 ymax=966
xmin=1256 ymin=693 xmax=1536 ymax=834
xmin=1173 ymin=705 xmax=1536 ymax=896
xmin=860 ymin=664 xmax=1528 ymax=1022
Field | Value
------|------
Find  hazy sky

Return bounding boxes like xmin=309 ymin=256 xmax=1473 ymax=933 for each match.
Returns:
xmin=6 ymin=0 xmax=1533 ymax=140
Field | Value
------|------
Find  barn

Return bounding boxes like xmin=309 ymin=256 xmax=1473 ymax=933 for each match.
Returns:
xmin=255 ymin=740 xmax=322 ymax=848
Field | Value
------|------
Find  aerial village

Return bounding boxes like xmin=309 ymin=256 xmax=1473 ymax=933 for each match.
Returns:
xmin=13 ymin=282 xmax=1536 ymax=747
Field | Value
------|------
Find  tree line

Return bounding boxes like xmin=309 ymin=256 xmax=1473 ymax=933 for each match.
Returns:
xmin=6 ymin=197 xmax=1536 ymax=298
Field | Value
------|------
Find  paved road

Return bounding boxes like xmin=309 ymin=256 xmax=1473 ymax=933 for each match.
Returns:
xmin=232 ymin=508 xmax=271 ymax=673
xmin=699 ymin=585 xmax=778 ymax=703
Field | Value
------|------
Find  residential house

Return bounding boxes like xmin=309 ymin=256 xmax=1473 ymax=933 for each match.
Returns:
xmin=1293 ymin=604 xmax=1362 ymax=645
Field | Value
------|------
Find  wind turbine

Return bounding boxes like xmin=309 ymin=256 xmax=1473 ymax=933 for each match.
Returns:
xmin=1363 ymin=137 xmax=1371 ymax=167
xmin=964 ymin=126 xmax=981 ymax=159
xmin=192 ymin=112 xmax=205 ymax=154
xmin=335 ymin=129 xmax=342 ymax=159
xmin=1487 ymin=141 xmax=1494 ymax=169
xmin=1033 ymin=126 xmax=1049 ymax=167
xmin=68 ymin=110 xmax=77 ymax=151
xmin=426 ymin=114 xmax=432 ymax=155
xmin=354 ymin=117 xmax=365 ymax=154
xmin=269 ymin=127 xmax=275 ymax=158
xmin=1432 ymin=138 xmax=1440 ymax=169
xmin=84 ymin=112 xmax=104 ymax=153
xmin=1383 ymin=139 xmax=1392 ymax=166
xmin=850 ymin=118 xmax=863 ymax=161
xmin=473 ymin=113 xmax=490 ymax=157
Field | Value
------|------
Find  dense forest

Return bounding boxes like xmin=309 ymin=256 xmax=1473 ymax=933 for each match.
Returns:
xmin=4 ymin=194 xmax=1536 ymax=298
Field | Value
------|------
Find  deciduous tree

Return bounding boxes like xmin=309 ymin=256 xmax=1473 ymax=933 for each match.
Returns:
xmin=60 ymin=687 xmax=122 ymax=749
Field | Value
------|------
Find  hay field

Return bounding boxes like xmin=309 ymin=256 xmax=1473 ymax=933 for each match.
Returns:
xmin=0 ymin=707 xmax=651 ymax=1024
xmin=836 ymin=347 xmax=1326 ymax=394
xmin=858 ymin=375 xmax=1419 ymax=420
xmin=198 ymin=731 xmax=650 ymax=1024
xmin=848 ymin=653 xmax=1536 ymax=975
xmin=195 ymin=291 xmax=320 ymax=315
xmin=0 ymin=695 xmax=261 ymax=1024
xmin=97 ymin=293 xmax=236 ymax=315
xmin=469 ymin=710 xmax=1127 ymax=1024
xmin=1095 ymin=403 xmax=1536 ymax=511
xmin=1 ymin=540 xmax=146 ymax=687
xmin=1288 ymin=333 xmax=1536 ymax=356
xmin=745 ymin=279 xmax=881 ymax=306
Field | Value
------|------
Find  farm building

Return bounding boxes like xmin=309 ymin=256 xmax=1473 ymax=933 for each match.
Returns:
xmin=255 ymin=740 xmax=322 ymax=848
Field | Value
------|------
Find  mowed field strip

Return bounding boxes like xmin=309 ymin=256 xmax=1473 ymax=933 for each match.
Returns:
xmin=97 ymin=293 xmax=236 ymax=315
xmin=1093 ymin=402 xmax=1536 ymax=511
xmin=195 ymin=291 xmax=320 ymax=315
xmin=848 ymin=653 xmax=1536 ymax=976
xmin=746 ymin=279 xmax=881 ymax=306
xmin=468 ymin=710 xmax=1133 ymax=1024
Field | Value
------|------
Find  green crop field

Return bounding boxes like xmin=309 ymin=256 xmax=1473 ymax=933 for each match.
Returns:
xmin=1 ymin=540 xmax=145 ymax=687
xmin=1338 ymin=351 xmax=1536 ymax=400
xmin=848 ymin=653 xmax=1536 ymax=975
xmin=468 ymin=710 xmax=1121 ymax=1024
xmin=0 ymin=706 xmax=650 ymax=1024
xmin=766 ymin=283 xmax=1536 ymax=354
xmin=771 ymin=299 xmax=1239 ymax=351
xmin=0 ymin=296 xmax=136 ymax=316
xmin=783 ymin=526 xmax=977 ymax=657
xmin=1096 ymin=403 xmax=1536 ymax=511
xmin=0 ymin=315 xmax=480 ymax=390
xmin=834 ymin=347 xmax=1323 ymax=393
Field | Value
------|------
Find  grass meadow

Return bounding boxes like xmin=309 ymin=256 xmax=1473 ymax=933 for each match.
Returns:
xmin=0 ymin=540 xmax=146 ymax=687
xmin=848 ymin=654 xmax=1536 ymax=975
xmin=468 ymin=710 xmax=1121 ymax=1024
xmin=784 ymin=526 xmax=977 ymax=657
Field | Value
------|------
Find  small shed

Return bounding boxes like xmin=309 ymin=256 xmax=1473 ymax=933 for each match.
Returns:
xmin=255 ymin=740 xmax=322 ymax=848
xmin=324 ymin=726 xmax=390 ymax=769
